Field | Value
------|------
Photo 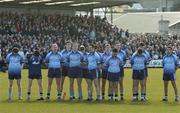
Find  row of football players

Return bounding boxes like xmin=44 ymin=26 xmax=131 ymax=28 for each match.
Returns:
xmin=6 ymin=42 xmax=179 ymax=102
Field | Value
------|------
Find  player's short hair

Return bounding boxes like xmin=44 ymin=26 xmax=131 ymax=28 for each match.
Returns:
xmin=52 ymin=43 xmax=58 ymax=47
xmin=80 ymin=45 xmax=85 ymax=51
xmin=66 ymin=40 xmax=72 ymax=44
xmin=12 ymin=44 xmax=20 ymax=50
xmin=112 ymin=48 xmax=118 ymax=53
xmin=90 ymin=44 xmax=95 ymax=48
xmin=137 ymin=48 xmax=143 ymax=54
xmin=167 ymin=45 xmax=172 ymax=49
xmin=80 ymin=45 xmax=85 ymax=48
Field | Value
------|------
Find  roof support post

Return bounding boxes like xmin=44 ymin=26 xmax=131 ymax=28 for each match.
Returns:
xmin=104 ymin=7 xmax=107 ymax=18
xmin=90 ymin=9 xmax=93 ymax=16
xmin=110 ymin=6 xmax=113 ymax=24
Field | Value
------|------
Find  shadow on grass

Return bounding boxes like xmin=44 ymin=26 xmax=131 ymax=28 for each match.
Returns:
xmin=161 ymin=101 xmax=179 ymax=106
xmin=1 ymin=99 xmax=179 ymax=106
xmin=128 ymin=101 xmax=151 ymax=106
xmin=0 ymin=99 xmax=153 ymax=105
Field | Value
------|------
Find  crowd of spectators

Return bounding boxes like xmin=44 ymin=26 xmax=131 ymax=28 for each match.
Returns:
xmin=0 ymin=11 xmax=129 ymax=57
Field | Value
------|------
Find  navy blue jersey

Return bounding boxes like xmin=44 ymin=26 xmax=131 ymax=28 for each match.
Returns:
xmin=27 ymin=55 xmax=43 ymax=75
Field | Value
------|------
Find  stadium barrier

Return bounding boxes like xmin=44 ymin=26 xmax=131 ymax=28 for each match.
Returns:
xmin=124 ymin=60 xmax=163 ymax=68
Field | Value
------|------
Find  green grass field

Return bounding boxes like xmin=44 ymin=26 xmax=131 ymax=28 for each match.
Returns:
xmin=0 ymin=69 xmax=180 ymax=113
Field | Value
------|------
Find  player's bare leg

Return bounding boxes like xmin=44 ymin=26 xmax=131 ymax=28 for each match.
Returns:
xmin=108 ymin=81 xmax=113 ymax=101
xmin=87 ymin=79 xmax=93 ymax=101
xmin=119 ymin=78 xmax=124 ymax=100
xmin=140 ymin=80 xmax=146 ymax=101
xmin=27 ymin=79 xmax=33 ymax=100
xmin=102 ymin=78 xmax=106 ymax=100
xmin=8 ymin=80 xmax=13 ymax=101
xmin=56 ymin=78 xmax=61 ymax=100
xmin=114 ymin=82 xmax=118 ymax=101
xmin=94 ymin=78 xmax=100 ymax=101
xmin=77 ymin=78 xmax=82 ymax=100
xmin=37 ymin=79 xmax=44 ymax=100
xmin=60 ymin=76 xmax=66 ymax=95
xmin=69 ymin=78 xmax=75 ymax=100
xmin=171 ymin=81 xmax=179 ymax=102
xmin=17 ymin=79 xmax=22 ymax=100
xmin=46 ymin=78 xmax=53 ymax=100
xmin=163 ymin=81 xmax=169 ymax=101
xmin=133 ymin=80 xmax=139 ymax=101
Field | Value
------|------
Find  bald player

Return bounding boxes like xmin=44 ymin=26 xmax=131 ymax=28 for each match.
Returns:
xmin=45 ymin=43 xmax=63 ymax=100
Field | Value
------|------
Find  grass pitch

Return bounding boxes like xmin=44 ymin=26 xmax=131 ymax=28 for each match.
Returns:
xmin=0 ymin=69 xmax=180 ymax=113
